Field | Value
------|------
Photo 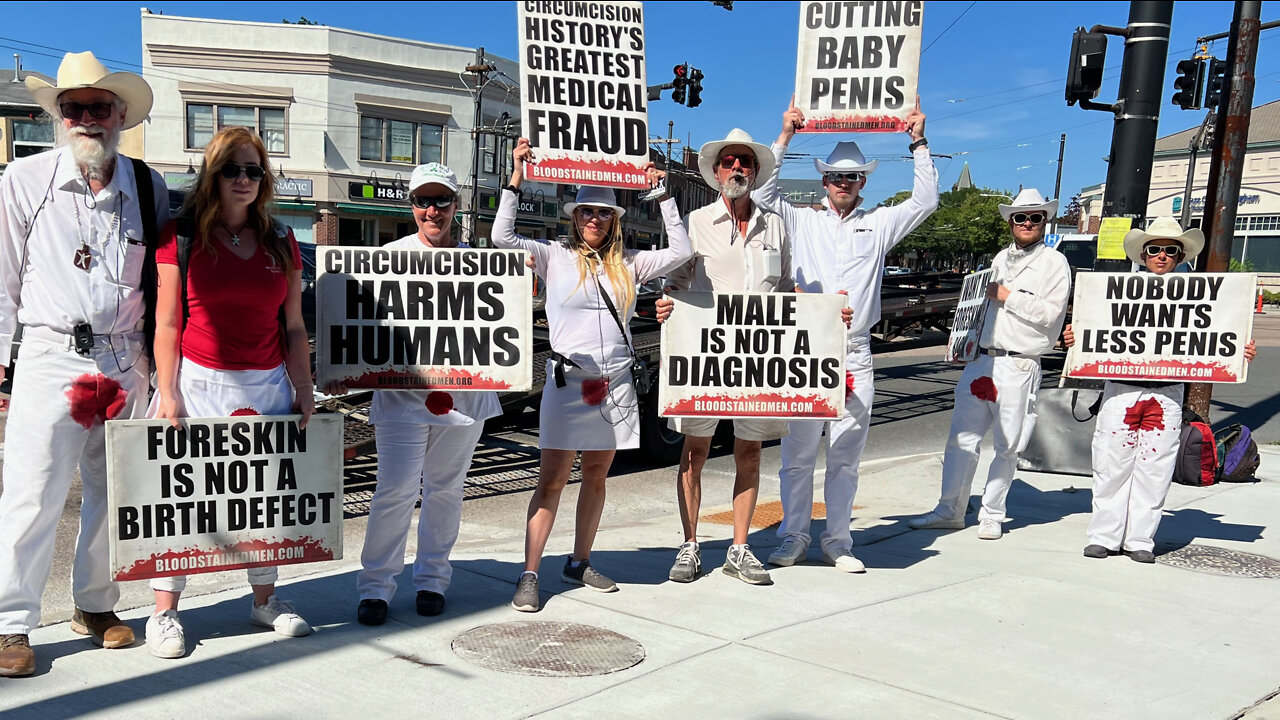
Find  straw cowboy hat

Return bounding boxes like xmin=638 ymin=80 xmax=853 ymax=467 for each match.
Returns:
xmin=563 ymin=185 xmax=625 ymax=219
xmin=26 ymin=51 xmax=153 ymax=129
xmin=997 ymin=188 xmax=1059 ymax=221
xmin=814 ymin=141 xmax=878 ymax=175
xmin=697 ymin=128 xmax=776 ymax=189
xmin=1122 ymin=216 xmax=1205 ymax=264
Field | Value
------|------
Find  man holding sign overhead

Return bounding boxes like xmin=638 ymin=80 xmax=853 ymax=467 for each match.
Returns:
xmin=753 ymin=96 xmax=936 ymax=573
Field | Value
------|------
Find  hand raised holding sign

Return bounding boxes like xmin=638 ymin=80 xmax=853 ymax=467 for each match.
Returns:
xmin=509 ymin=137 xmax=536 ymax=189
xmin=779 ymin=94 xmax=807 ymax=145
xmin=904 ymin=96 xmax=926 ymax=142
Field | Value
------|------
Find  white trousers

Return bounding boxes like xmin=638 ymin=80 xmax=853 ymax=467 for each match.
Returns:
xmin=778 ymin=343 xmax=875 ymax=554
xmin=0 ymin=330 xmax=150 ymax=634
xmin=356 ymin=419 xmax=485 ymax=600
xmin=935 ymin=354 xmax=1041 ymax=523
xmin=1087 ymin=383 xmax=1182 ymax=552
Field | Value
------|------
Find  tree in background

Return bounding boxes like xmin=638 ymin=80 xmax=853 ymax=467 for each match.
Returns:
xmin=881 ymin=186 xmax=1011 ymax=271
xmin=1057 ymin=195 xmax=1082 ymax=230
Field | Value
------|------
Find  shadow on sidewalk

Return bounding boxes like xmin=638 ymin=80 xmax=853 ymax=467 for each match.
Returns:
xmin=1154 ymin=507 xmax=1266 ymax=552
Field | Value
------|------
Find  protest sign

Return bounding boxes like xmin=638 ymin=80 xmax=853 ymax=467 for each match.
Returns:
xmin=518 ymin=1 xmax=649 ymax=188
xmin=316 ymin=247 xmax=533 ymax=390
xmin=108 ymin=415 xmax=342 ymax=581
xmin=660 ymin=292 xmax=846 ymax=419
xmin=794 ymin=0 xmax=923 ymax=133
xmin=946 ymin=268 xmax=996 ymax=363
xmin=1065 ymin=272 xmax=1255 ymax=383
xmin=1096 ymin=217 xmax=1133 ymax=261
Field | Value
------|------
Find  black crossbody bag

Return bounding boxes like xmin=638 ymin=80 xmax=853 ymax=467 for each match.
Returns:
xmin=593 ymin=275 xmax=652 ymax=396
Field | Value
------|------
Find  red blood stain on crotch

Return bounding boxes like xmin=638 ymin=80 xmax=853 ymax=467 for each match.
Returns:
xmin=970 ymin=376 xmax=998 ymax=403
xmin=1123 ymin=397 xmax=1165 ymax=431
xmin=67 ymin=374 xmax=128 ymax=428
xmin=845 ymin=371 xmax=856 ymax=400
xmin=581 ymin=377 xmax=609 ymax=406
xmin=229 ymin=407 xmax=260 ymax=416
xmin=425 ymin=391 xmax=454 ymax=416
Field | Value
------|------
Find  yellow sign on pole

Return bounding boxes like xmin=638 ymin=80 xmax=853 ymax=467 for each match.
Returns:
xmin=1096 ymin=217 xmax=1134 ymax=260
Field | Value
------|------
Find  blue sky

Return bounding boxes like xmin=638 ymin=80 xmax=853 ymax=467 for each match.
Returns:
xmin=3 ymin=1 xmax=1277 ymax=207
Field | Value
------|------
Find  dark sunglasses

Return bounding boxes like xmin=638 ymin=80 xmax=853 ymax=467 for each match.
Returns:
xmin=410 ymin=194 xmax=456 ymax=210
xmin=1011 ymin=212 xmax=1046 ymax=225
xmin=824 ymin=171 xmax=865 ymax=185
xmin=59 ymin=101 xmax=114 ymax=121
xmin=717 ymin=154 xmax=757 ymax=170
xmin=575 ymin=206 xmax=616 ymax=221
xmin=1144 ymin=244 xmax=1183 ymax=257
xmin=218 ymin=162 xmax=266 ymax=182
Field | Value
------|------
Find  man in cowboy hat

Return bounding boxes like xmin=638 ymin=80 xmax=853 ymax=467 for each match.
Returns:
xmin=751 ymin=97 xmax=937 ymax=573
xmin=1062 ymin=218 xmax=1256 ymax=563
xmin=909 ymin=188 xmax=1071 ymax=540
xmin=658 ymin=128 xmax=795 ymax=586
xmin=0 ymin=51 xmax=168 ymax=675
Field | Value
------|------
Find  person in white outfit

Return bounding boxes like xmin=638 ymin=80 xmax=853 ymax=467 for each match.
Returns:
xmin=324 ymin=162 xmax=502 ymax=626
xmin=755 ymin=97 xmax=937 ymax=573
xmin=0 ymin=52 xmax=168 ymax=676
xmin=910 ymin=189 xmax=1071 ymax=540
xmin=498 ymin=138 xmax=690 ymax=612
xmin=1063 ymin=218 xmax=1257 ymax=563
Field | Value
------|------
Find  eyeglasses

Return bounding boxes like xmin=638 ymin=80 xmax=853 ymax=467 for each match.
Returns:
xmin=59 ymin=101 xmax=114 ymax=121
xmin=1144 ymin=244 xmax=1183 ymax=257
xmin=717 ymin=154 xmax=757 ymax=170
xmin=410 ymin=194 xmax=456 ymax=210
xmin=1010 ymin=212 xmax=1046 ymax=225
xmin=824 ymin=172 xmax=865 ymax=185
xmin=575 ymin=206 xmax=616 ymax=221
xmin=218 ymin=162 xmax=266 ymax=182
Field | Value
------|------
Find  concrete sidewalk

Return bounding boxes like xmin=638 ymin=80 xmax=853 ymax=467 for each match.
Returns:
xmin=4 ymin=446 xmax=1280 ymax=720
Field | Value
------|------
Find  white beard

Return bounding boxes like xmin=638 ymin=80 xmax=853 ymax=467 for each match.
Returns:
xmin=719 ymin=172 xmax=750 ymax=200
xmin=59 ymin=125 xmax=120 ymax=180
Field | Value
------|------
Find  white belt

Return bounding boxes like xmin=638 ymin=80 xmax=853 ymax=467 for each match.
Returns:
xmin=22 ymin=325 xmax=143 ymax=350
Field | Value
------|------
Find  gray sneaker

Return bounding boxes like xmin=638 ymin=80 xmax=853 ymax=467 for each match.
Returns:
xmin=668 ymin=542 xmax=702 ymax=583
xmin=511 ymin=572 xmax=540 ymax=612
xmin=561 ymin=558 xmax=618 ymax=592
xmin=723 ymin=544 xmax=773 ymax=585
xmin=768 ymin=535 xmax=809 ymax=567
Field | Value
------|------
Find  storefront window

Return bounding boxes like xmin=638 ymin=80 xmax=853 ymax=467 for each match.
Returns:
xmin=387 ymin=120 xmax=415 ymax=163
xmin=186 ymin=103 xmax=287 ymax=153
xmin=359 ymin=114 xmax=445 ymax=166
xmin=11 ymin=118 xmax=54 ymax=158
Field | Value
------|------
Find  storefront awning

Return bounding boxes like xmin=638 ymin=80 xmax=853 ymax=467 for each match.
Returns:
xmin=273 ymin=201 xmax=315 ymax=212
xmin=336 ymin=202 xmax=410 ymax=218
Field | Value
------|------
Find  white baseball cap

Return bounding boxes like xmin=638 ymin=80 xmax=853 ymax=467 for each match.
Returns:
xmin=409 ymin=162 xmax=459 ymax=194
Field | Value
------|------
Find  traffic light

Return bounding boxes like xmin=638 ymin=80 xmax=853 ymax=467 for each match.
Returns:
xmin=1171 ymin=58 xmax=1205 ymax=110
xmin=1203 ymin=58 xmax=1227 ymax=110
xmin=1065 ymin=27 xmax=1107 ymax=106
xmin=671 ymin=63 xmax=688 ymax=105
xmin=687 ymin=67 xmax=704 ymax=108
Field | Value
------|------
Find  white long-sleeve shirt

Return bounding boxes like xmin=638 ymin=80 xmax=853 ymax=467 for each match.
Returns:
xmin=0 ymin=147 xmax=170 ymax=364
xmin=492 ymin=188 xmax=691 ymax=376
xmin=753 ymin=142 xmax=938 ymax=338
xmin=980 ymin=242 xmax=1071 ymax=357
xmin=667 ymin=197 xmax=794 ymax=294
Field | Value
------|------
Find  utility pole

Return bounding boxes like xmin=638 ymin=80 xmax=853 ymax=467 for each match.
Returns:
xmin=1178 ymin=109 xmax=1214 ymax=230
xmin=465 ymin=47 xmax=497 ymax=245
xmin=1051 ymin=133 xmax=1066 ymax=234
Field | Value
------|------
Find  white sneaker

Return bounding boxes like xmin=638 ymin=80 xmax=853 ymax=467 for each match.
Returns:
xmin=909 ymin=510 xmax=966 ymax=530
xmin=250 ymin=595 xmax=312 ymax=637
xmin=145 ymin=610 xmax=185 ymax=659
xmin=821 ymin=547 xmax=866 ymax=573
xmin=977 ymin=518 xmax=1003 ymax=540
xmin=767 ymin=536 xmax=809 ymax=567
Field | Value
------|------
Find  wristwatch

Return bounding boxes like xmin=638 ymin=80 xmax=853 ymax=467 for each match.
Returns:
xmin=909 ymin=137 xmax=929 ymax=152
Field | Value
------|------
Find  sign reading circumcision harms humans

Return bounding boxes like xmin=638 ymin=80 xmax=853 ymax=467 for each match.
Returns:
xmin=316 ymin=247 xmax=532 ymax=390
xmin=795 ymin=0 xmax=923 ymax=133
xmin=946 ymin=268 xmax=996 ymax=363
xmin=1065 ymin=272 xmax=1256 ymax=383
xmin=661 ymin=292 xmax=846 ymax=419
xmin=108 ymin=415 xmax=342 ymax=581
xmin=518 ymin=1 xmax=649 ymax=188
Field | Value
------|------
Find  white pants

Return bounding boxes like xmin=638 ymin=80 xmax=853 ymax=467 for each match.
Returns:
xmin=356 ymin=419 xmax=485 ymax=600
xmin=1087 ymin=382 xmax=1182 ymax=552
xmin=0 ymin=329 xmax=150 ymax=634
xmin=778 ymin=343 xmax=874 ymax=554
xmin=935 ymin=354 xmax=1041 ymax=523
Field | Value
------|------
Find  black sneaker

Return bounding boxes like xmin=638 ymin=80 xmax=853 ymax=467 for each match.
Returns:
xmin=1083 ymin=544 xmax=1112 ymax=559
xmin=357 ymin=599 xmax=388 ymax=626
xmin=561 ymin=558 xmax=618 ymax=593
xmin=511 ymin=572 xmax=540 ymax=612
xmin=416 ymin=591 xmax=445 ymax=616
xmin=1125 ymin=549 xmax=1156 ymax=564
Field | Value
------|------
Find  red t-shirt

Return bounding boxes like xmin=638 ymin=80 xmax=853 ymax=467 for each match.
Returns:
xmin=156 ymin=221 xmax=302 ymax=371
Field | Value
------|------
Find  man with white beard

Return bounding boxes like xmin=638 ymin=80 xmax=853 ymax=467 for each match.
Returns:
xmin=0 ymin=52 xmax=168 ymax=676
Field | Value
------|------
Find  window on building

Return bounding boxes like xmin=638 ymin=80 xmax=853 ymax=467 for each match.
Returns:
xmin=11 ymin=118 xmax=54 ymax=158
xmin=359 ymin=115 xmax=445 ymax=165
xmin=185 ymin=103 xmax=288 ymax=153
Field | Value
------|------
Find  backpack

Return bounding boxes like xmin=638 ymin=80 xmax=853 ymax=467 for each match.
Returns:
xmin=1172 ymin=409 xmax=1218 ymax=487
xmin=1215 ymin=423 xmax=1261 ymax=482
xmin=132 ymin=157 xmax=161 ymax=359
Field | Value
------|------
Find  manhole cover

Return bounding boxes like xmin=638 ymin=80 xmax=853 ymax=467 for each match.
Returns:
xmin=1155 ymin=543 xmax=1280 ymax=578
xmin=451 ymin=621 xmax=644 ymax=677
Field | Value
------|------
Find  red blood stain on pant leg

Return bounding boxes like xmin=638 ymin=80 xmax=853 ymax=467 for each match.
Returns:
xmin=970 ymin=376 xmax=998 ymax=403
xmin=845 ymin=371 xmax=856 ymax=400
xmin=1123 ymin=397 xmax=1165 ymax=431
xmin=581 ymin=378 xmax=609 ymax=406
xmin=229 ymin=408 xmax=260 ymax=416
xmin=66 ymin=374 xmax=128 ymax=428
xmin=424 ymin=391 xmax=454 ymax=416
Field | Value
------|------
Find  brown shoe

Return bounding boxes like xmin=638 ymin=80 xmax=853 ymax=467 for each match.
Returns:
xmin=71 ymin=609 xmax=135 ymax=649
xmin=0 ymin=634 xmax=35 ymax=677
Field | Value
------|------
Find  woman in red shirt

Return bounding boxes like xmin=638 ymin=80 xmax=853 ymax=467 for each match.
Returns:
xmin=144 ymin=126 xmax=314 ymax=658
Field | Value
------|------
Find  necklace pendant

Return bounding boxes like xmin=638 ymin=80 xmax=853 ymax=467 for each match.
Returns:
xmin=73 ymin=243 xmax=92 ymax=271
xmin=231 ymin=234 xmax=241 ymax=247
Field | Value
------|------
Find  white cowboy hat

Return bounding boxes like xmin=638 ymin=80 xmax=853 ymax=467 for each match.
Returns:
xmin=1122 ymin=216 xmax=1205 ymax=264
xmin=697 ymin=128 xmax=776 ymax=189
xmin=26 ymin=51 xmax=153 ymax=129
xmin=997 ymin=188 xmax=1059 ymax=221
xmin=563 ymin=185 xmax=625 ymax=219
xmin=814 ymin=141 xmax=878 ymax=175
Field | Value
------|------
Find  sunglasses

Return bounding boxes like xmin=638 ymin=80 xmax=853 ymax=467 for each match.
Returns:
xmin=575 ymin=206 xmax=616 ymax=221
xmin=59 ymin=101 xmax=115 ymax=121
xmin=410 ymin=194 xmax=456 ymax=210
xmin=1144 ymin=244 xmax=1183 ymax=257
xmin=717 ymin=154 xmax=757 ymax=170
xmin=1010 ymin=212 xmax=1046 ymax=225
xmin=824 ymin=172 xmax=865 ymax=185
xmin=218 ymin=162 xmax=267 ymax=182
